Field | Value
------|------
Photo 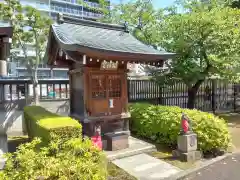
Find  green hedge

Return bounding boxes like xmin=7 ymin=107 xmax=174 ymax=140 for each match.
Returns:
xmin=129 ymin=103 xmax=231 ymax=153
xmin=1 ymin=137 xmax=107 ymax=180
xmin=24 ymin=106 xmax=82 ymax=143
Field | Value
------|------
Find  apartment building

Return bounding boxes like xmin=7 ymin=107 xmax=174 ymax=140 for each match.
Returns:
xmin=1 ymin=0 xmax=110 ymax=79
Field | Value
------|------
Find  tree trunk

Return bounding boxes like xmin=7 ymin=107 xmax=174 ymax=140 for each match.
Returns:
xmin=32 ymin=70 xmax=39 ymax=105
xmin=187 ymin=88 xmax=198 ymax=109
xmin=187 ymin=79 xmax=205 ymax=109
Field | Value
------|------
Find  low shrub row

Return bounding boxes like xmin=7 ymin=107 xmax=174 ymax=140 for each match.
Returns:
xmin=1 ymin=137 xmax=107 ymax=179
xmin=129 ymin=103 xmax=231 ymax=153
xmin=0 ymin=106 xmax=107 ymax=180
xmin=24 ymin=106 xmax=82 ymax=143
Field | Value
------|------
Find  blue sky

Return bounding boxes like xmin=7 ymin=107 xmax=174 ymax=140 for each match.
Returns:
xmin=111 ymin=0 xmax=176 ymax=8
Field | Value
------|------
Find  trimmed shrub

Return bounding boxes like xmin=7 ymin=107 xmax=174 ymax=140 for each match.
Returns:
xmin=129 ymin=103 xmax=231 ymax=153
xmin=0 ymin=137 xmax=107 ymax=180
xmin=24 ymin=106 xmax=82 ymax=143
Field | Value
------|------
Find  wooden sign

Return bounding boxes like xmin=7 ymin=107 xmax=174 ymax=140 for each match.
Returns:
xmin=100 ymin=60 xmax=118 ymax=70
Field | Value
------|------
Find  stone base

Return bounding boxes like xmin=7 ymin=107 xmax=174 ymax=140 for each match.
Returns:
xmin=104 ymin=133 xmax=129 ymax=151
xmin=0 ymin=135 xmax=8 ymax=155
xmin=178 ymin=133 xmax=197 ymax=152
xmin=172 ymin=150 xmax=202 ymax=162
xmin=0 ymin=157 xmax=6 ymax=170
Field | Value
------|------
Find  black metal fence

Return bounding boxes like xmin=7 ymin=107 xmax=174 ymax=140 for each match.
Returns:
xmin=1 ymin=78 xmax=239 ymax=113
xmin=128 ymin=79 xmax=240 ymax=113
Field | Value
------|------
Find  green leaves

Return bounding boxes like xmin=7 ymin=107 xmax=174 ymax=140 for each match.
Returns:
xmin=153 ymin=4 xmax=240 ymax=89
xmin=1 ymin=137 xmax=107 ymax=180
xmin=103 ymin=0 xmax=240 ymax=89
xmin=77 ymin=0 xmax=109 ymax=15
xmin=129 ymin=103 xmax=232 ymax=153
xmin=101 ymin=0 xmax=165 ymax=46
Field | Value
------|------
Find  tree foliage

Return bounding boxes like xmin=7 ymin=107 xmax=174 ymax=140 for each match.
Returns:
xmin=77 ymin=0 xmax=110 ymax=15
xmin=100 ymin=0 xmax=170 ymax=46
xmin=153 ymin=3 xmax=240 ymax=108
xmin=0 ymin=0 xmax=52 ymax=104
xmin=102 ymin=0 xmax=240 ymax=108
xmin=232 ymin=0 xmax=240 ymax=8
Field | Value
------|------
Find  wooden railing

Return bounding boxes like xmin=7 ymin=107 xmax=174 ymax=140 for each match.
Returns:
xmin=0 ymin=79 xmax=69 ymax=102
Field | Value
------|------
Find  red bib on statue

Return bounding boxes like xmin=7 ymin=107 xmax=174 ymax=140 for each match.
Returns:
xmin=91 ymin=135 xmax=102 ymax=150
xmin=182 ymin=119 xmax=189 ymax=133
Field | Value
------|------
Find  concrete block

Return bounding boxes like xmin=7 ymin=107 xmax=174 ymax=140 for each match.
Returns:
xmin=0 ymin=157 xmax=6 ymax=170
xmin=180 ymin=151 xmax=202 ymax=162
xmin=105 ymin=133 xmax=129 ymax=151
xmin=0 ymin=135 xmax=8 ymax=155
xmin=172 ymin=149 xmax=202 ymax=162
xmin=177 ymin=133 xmax=197 ymax=153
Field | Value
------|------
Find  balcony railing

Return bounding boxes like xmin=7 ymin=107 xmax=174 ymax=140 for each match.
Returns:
xmin=20 ymin=1 xmax=50 ymax=11
xmin=50 ymin=6 xmax=102 ymax=19
xmin=51 ymin=0 xmax=101 ymax=8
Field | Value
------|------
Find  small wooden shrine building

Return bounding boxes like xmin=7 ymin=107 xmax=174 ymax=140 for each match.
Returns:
xmin=45 ymin=14 xmax=174 ymax=151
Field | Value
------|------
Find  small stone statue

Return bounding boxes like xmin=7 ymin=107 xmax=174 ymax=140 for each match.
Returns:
xmin=172 ymin=113 xmax=201 ymax=162
xmin=94 ymin=124 xmax=101 ymax=136
xmin=180 ymin=113 xmax=192 ymax=135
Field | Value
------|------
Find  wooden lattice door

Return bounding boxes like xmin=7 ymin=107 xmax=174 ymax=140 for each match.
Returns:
xmin=90 ymin=74 xmax=109 ymax=116
xmin=89 ymin=73 xmax=123 ymax=116
xmin=107 ymin=74 xmax=122 ymax=115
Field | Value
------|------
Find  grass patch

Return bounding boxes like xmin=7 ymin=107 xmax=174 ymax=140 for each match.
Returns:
xmin=219 ymin=113 xmax=240 ymax=152
xmin=131 ymin=134 xmax=200 ymax=170
xmin=148 ymin=151 xmax=199 ymax=170
xmin=108 ymin=162 xmax=136 ymax=180
xmin=148 ymin=144 xmax=201 ymax=170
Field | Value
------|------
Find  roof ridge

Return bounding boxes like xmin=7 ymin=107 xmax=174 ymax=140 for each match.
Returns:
xmin=57 ymin=13 xmax=128 ymax=32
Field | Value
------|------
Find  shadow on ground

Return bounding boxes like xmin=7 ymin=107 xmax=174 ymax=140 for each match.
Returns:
xmin=219 ymin=113 xmax=240 ymax=152
xmin=220 ymin=113 xmax=240 ymax=128
xmin=7 ymin=136 xmax=29 ymax=153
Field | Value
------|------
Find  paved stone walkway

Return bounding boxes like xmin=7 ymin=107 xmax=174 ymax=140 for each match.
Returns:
xmin=180 ymin=153 xmax=240 ymax=180
xmin=112 ymin=153 xmax=182 ymax=180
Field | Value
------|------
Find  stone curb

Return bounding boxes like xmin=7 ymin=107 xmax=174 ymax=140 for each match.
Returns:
xmin=107 ymin=145 xmax=156 ymax=161
xmin=163 ymin=152 xmax=234 ymax=180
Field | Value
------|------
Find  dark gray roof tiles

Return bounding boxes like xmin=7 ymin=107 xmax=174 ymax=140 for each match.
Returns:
xmin=51 ymin=16 xmax=174 ymax=56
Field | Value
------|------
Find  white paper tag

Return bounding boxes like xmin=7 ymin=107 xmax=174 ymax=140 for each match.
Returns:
xmin=109 ymin=99 xmax=114 ymax=108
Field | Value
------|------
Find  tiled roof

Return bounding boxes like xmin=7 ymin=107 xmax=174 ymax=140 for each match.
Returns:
xmin=50 ymin=15 xmax=174 ymax=57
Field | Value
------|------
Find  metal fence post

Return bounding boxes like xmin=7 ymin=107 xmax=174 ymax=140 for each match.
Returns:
xmin=158 ymin=85 xmax=163 ymax=105
xmin=211 ymin=79 xmax=216 ymax=113
xmin=233 ymin=83 xmax=237 ymax=112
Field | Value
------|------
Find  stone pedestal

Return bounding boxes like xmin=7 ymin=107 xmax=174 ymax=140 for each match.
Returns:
xmin=104 ymin=133 xmax=129 ymax=151
xmin=172 ymin=133 xmax=202 ymax=162
xmin=0 ymin=135 xmax=7 ymax=170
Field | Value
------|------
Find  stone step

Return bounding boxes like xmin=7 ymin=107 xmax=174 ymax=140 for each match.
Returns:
xmin=106 ymin=136 xmax=156 ymax=160
xmin=112 ymin=153 xmax=182 ymax=180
